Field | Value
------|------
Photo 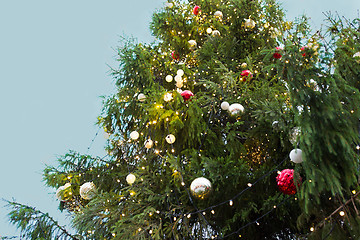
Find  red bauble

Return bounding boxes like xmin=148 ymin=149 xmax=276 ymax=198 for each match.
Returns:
xmin=300 ymin=46 xmax=307 ymax=57
xmin=181 ymin=90 xmax=194 ymax=101
xmin=240 ymin=70 xmax=253 ymax=82
xmin=276 ymin=169 xmax=302 ymax=195
xmin=171 ymin=51 xmax=180 ymax=60
xmin=193 ymin=5 xmax=200 ymax=15
xmin=273 ymin=47 xmax=283 ymax=59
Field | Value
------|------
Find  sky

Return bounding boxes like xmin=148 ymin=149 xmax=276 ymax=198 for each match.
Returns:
xmin=0 ymin=0 xmax=358 ymax=238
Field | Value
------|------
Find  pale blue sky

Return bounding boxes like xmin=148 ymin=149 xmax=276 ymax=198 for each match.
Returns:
xmin=0 ymin=0 xmax=358 ymax=237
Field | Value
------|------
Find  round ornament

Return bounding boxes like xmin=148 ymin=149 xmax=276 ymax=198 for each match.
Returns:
xmin=212 ymin=30 xmax=220 ymax=37
xmin=276 ymin=169 xmax=301 ymax=195
xmin=176 ymin=81 xmax=184 ymax=88
xmin=190 ymin=177 xmax=212 ymax=199
xmin=130 ymin=131 xmax=140 ymax=140
xmin=289 ymin=149 xmax=303 ymax=163
xmin=353 ymin=52 xmax=360 ymax=63
xmin=144 ymin=139 xmax=153 ymax=149
xmin=164 ymin=92 xmax=173 ymax=102
xmin=175 ymin=75 xmax=182 ymax=82
xmin=165 ymin=134 xmax=176 ymax=144
xmin=181 ymin=90 xmax=194 ymax=101
xmin=177 ymin=69 xmax=184 ymax=77
xmin=273 ymin=47 xmax=283 ymax=59
xmin=272 ymin=120 xmax=279 ymax=130
xmin=221 ymin=101 xmax=230 ymax=110
xmin=228 ymin=103 xmax=244 ymax=115
xmin=193 ymin=5 xmax=200 ymax=15
xmin=244 ymin=18 xmax=256 ymax=29
xmin=289 ymin=127 xmax=301 ymax=145
xmin=214 ymin=10 xmax=223 ymax=18
xmin=240 ymin=70 xmax=253 ymax=81
xmin=188 ymin=40 xmax=197 ymax=50
xmin=80 ymin=182 xmax=97 ymax=200
xmin=56 ymin=183 xmax=71 ymax=202
xmin=138 ymin=93 xmax=146 ymax=102
xmin=126 ymin=173 xmax=136 ymax=185
xmin=206 ymin=28 xmax=213 ymax=34
xmin=171 ymin=51 xmax=179 ymax=60
xmin=166 ymin=75 xmax=173 ymax=82
xmin=241 ymin=62 xmax=247 ymax=68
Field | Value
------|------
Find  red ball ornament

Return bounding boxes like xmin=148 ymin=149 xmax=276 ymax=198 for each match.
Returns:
xmin=193 ymin=5 xmax=200 ymax=15
xmin=300 ymin=46 xmax=307 ymax=57
xmin=240 ymin=70 xmax=253 ymax=82
xmin=276 ymin=169 xmax=302 ymax=195
xmin=181 ymin=90 xmax=194 ymax=101
xmin=273 ymin=47 xmax=283 ymax=59
xmin=171 ymin=51 xmax=180 ymax=60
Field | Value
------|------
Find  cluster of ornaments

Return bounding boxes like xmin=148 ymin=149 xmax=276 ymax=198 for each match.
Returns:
xmin=221 ymin=101 xmax=245 ymax=115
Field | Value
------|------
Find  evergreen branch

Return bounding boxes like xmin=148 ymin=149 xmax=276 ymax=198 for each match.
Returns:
xmin=4 ymin=200 xmax=80 ymax=240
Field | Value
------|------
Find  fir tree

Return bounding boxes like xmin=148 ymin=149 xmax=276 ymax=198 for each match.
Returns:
xmin=5 ymin=0 xmax=360 ymax=239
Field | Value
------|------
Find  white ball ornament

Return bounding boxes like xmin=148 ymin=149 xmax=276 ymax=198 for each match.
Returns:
xmin=244 ymin=18 xmax=256 ymax=29
xmin=56 ymin=183 xmax=71 ymax=202
xmin=130 ymin=131 xmax=140 ymax=140
xmin=289 ymin=149 xmax=303 ymax=163
xmin=80 ymin=182 xmax=97 ymax=200
xmin=214 ymin=10 xmax=223 ymax=18
xmin=165 ymin=75 xmax=173 ymax=82
xmin=206 ymin=27 xmax=213 ymax=34
xmin=221 ymin=101 xmax=230 ymax=110
xmin=353 ymin=52 xmax=360 ymax=63
xmin=176 ymin=81 xmax=183 ymax=88
xmin=188 ymin=40 xmax=197 ymax=50
xmin=174 ymin=75 xmax=182 ymax=82
xmin=126 ymin=173 xmax=136 ymax=185
xmin=228 ymin=103 xmax=244 ymax=115
xmin=177 ymin=69 xmax=184 ymax=77
xmin=144 ymin=139 xmax=153 ymax=149
xmin=190 ymin=177 xmax=212 ymax=199
xmin=212 ymin=30 xmax=220 ymax=37
xmin=165 ymin=134 xmax=176 ymax=144
xmin=137 ymin=93 xmax=146 ymax=102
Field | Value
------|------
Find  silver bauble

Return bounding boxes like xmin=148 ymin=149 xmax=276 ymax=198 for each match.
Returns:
xmin=190 ymin=177 xmax=212 ymax=199
xmin=228 ymin=103 xmax=244 ymax=115
xmin=221 ymin=101 xmax=230 ymax=110
xmin=289 ymin=149 xmax=303 ymax=163
xmin=80 ymin=182 xmax=97 ymax=200
xmin=137 ymin=93 xmax=146 ymax=102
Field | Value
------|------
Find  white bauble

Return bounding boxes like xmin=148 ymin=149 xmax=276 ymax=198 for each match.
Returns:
xmin=188 ymin=40 xmax=197 ymax=50
xmin=144 ymin=139 xmax=153 ymax=149
xmin=126 ymin=173 xmax=136 ymax=185
xmin=80 ymin=182 xmax=96 ymax=200
xmin=177 ymin=69 xmax=184 ymax=77
xmin=130 ymin=131 xmax=140 ymax=140
xmin=190 ymin=177 xmax=212 ymax=199
xmin=165 ymin=75 xmax=173 ymax=82
xmin=353 ymin=52 xmax=360 ymax=58
xmin=165 ymin=134 xmax=176 ymax=144
xmin=214 ymin=10 xmax=223 ymax=18
xmin=244 ymin=19 xmax=256 ymax=29
xmin=164 ymin=92 xmax=173 ymax=102
xmin=206 ymin=27 xmax=213 ymax=34
xmin=228 ymin=103 xmax=244 ymax=115
xmin=56 ymin=183 xmax=71 ymax=202
xmin=289 ymin=149 xmax=303 ymax=163
xmin=174 ymin=75 xmax=182 ymax=82
xmin=221 ymin=101 xmax=230 ymax=110
xmin=138 ymin=93 xmax=146 ymax=102
xmin=212 ymin=30 xmax=220 ymax=37
xmin=176 ymin=81 xmax=183 ymax=88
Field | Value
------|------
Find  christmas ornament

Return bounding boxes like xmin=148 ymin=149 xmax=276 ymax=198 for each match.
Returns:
xmin=190 ymin=177 xmax=212 ymax=199
xmin=206 ymin=28 xmax=213 ymax=34
xmin=289 ymin=149 xmax=303 ymax=163
xmin=56 ymin=183 xmax=71 ymax=202
xmin=126 ymin=173 xmax=136 ymax=185
xmin=193 ymin=5 xmax=200 ymax=15
xmin=138 ymin=93 xmax=146 ymax=102
xmin=240 ymin=70 xmax=253 ymax=81
xmin=130 ymin=131 xmax=140 ymax=140
xmin=165 ymin=134 xmax=176 ymax=144
xmin=221 ymin=101 xmax=230 ymax=110
xmin=181 ymin=90 xmax=194 ymax=101
xmin=171 ymin=51 xmax=179 ymax=60
xmin=212 ymin=30 xmax=220 ymax=37
xmin=165 ymin=2 xmax=173 ymax=8
xmin=144 ymin=139 xmax=153 ymax=149
xmin=272 ymin=120 xmax=279 ymax=130
xmin=80 ymin=182 xmax=97 ymax=200
xmin=164 ymin=92 xmax=173 ymax=102
xmin=273 ymin=47 xmax=283 ymax=59
xmin=176 ymin=81 xmax=183 ymax=88
xmin=353 ymin=52 xmax=360 ymax=62
xmin=175 ymin=75 xmax=182 ymax=82
xmin=188 ymin=40 xmax=197 ymax=50
xmin=244 ymin=18 xmax=256 ymax=29
xmin=289 ymin=127 xmax=301 ymax=145
xmin=177 ymin=69 xmax=184 ymax=76
xmin=228 ymin=103 xmax=244 ymax=115
xmin=276 ymin=169 xmax=301 ymax=195
xmin=166 ymin=75 xmax=173 ymax=82
xmin=241 ymin=62 xmax=247 ymax=68
xmin=214 ymin=10 xmax=223 ymax=18
xmin=300 ymin=46 xmax=307 ymax=57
